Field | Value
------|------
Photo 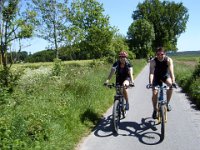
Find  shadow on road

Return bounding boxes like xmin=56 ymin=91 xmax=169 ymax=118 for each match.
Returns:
xmin=93 ymin=115 xmax=114 ymax=137
xmin=119 ymin=117 xmax=164 ymax=145
xmin=93 ymin=116 xmax=164 ymax=145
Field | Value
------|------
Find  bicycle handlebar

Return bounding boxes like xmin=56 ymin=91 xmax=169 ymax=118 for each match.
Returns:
xmin=104 ymin=83 xmax=134 ymax=89
xmin=146 ymin=83 xmax=177 ymax=89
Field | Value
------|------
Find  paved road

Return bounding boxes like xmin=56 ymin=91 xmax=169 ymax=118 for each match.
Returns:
xmin=76 ymin=64 xmax=200 ymax=150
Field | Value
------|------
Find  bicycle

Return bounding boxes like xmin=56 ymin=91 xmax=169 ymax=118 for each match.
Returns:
xmin=105 ymin=83 xmax=133 ymax=134
xmin=146 ymin=83 xmax=176 ymax=139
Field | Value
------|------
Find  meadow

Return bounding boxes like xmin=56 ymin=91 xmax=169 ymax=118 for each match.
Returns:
xmin=171 ymin=52 xmax=200 ymax=108
xmin=1 ymin=53 xmax=199 ymax=149
xmin=0 ymin=59 xmax=146 ymax=150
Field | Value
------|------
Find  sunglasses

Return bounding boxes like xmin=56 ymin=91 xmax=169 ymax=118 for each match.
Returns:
xmin=156 ymin=53 xmax=164 ymax=56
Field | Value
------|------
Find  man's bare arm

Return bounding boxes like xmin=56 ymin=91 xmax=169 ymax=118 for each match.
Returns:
xmin=168 ymin=58 xmax=175 ymax=83
xmin=149 ymin=60 xmax=155 ymax=84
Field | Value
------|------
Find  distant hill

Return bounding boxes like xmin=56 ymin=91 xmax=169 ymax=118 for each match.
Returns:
xmin=167 ymin=50 xmax=200 ymax=56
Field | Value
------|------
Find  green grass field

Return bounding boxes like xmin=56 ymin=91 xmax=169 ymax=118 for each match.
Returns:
xmin=0 ymin=59 xmax=146 ymax=150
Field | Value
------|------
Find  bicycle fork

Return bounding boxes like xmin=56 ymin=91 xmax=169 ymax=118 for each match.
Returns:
xmin=157 ymin=89 xmax=167 ymax=123
xmin=157 ymin=102 xmax=167 ymax=123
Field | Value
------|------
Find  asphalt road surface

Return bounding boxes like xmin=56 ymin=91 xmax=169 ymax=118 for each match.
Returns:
xmin=76 ymin=64 xmax=200 ymax=150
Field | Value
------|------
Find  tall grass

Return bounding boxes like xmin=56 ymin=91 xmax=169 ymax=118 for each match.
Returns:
xmin=0 ymin=59 xmax=146 ymax=150
xmin=173 ymin=55 xmax=200 ymax=107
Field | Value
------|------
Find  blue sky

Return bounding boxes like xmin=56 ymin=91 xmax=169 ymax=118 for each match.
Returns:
xmin=22 ymin=0 xmax=200 ymax=53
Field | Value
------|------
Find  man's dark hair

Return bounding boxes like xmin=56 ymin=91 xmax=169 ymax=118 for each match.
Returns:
xmin=156 ymin=47 xmax=165 ymax=53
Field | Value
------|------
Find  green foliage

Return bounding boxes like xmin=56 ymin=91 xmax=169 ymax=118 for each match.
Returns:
xmin=0 ymin=67 xmax=22 ymax=92
xmin=31 ymin=0 xmax=69 ymax=58
xmin=174 ymin=56 xmax=200 ymax=108
xmin=52 ymin=58 xmax=62 ymax=76
xmin=193 ymin=60 xmax=200 ymax=80
xmin=131 ymin=0 xmax=189 ymax=52
xmin=26 ymin=50 xmax=55 ymax=62
xmin=69 ymin=0 xmax=114 ymax=59
xmin=0 ymin=59 xmax=146 ymax=149
xmin=127 ymin=19 xmax=155 ymax=58
xmin=0 ymin=0 xmax=36 ymax=69
xmin=109 ymin=34 xmax=130 ymax=56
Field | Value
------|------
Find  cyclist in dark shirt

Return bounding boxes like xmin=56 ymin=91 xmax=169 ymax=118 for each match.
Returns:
xmin=104 ymin=51 xmax=134 ymax=110
xmin=149 ymin=47 xmax=176 ymax=119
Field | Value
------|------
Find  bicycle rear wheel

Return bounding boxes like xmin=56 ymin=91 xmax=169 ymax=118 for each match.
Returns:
xmin=112 ymin=99 xmax=120 ymax=134
xmin=160 ymin=105 xmax=166 ymax=139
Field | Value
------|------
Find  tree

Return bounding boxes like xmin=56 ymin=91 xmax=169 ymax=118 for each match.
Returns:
xmin=69 ymin=0 xmax=114 ymax=59
xmin=132 ymin=0 xmax=189 ymax=52
xmin=26 ymin=49 xmax=55 ymax=62
xmin=108 ymin=33 xmax=131 ymax=58
xmin=0 ymin=0 xmax=36 ymax=86
xmin=0 ymin=0 xmax=36 ymax=68
xmin=31 ymin=0 xmax=69 ymax=59
xmin=127 ymin=19 xmax=155 ymax=58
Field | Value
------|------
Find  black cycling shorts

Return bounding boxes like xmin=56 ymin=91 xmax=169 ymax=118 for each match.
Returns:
xmin=153 ymin=75 xmax=169 ymax=86
xmin=116 ymin=77 xmax=130 ymax=85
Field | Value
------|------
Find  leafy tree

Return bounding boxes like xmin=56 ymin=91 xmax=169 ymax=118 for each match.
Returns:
xmin=0 ymin=0 xmax=36 ymax=86
xmin=7 ymin=51 xmax=28 ymax=63
xmin=108 ymin=33 xmax=132 ymax=58
xmin=0 ymin=0 xmax=36 ymax=68
xmin=26 ymin=49 xmax=55 ymax=62
xmin=127 ymin=19 xmax=155 ymax=58
xmin=132 ymin=0 xmax=189 ymax=52
xmin=30 ymin=0 xmax=69 ymax=59
xmin=69 ymin=0 xmax=114 ymax=59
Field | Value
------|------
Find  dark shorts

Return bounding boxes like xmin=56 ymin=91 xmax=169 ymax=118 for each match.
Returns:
xmin=153 ymin=74 xmax=170 ymax=86
xmin=116 ymin=77 xmax=131 ymax=85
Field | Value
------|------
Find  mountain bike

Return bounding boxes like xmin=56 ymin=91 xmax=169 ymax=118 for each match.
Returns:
xmin=105 ymin=83 xmax=133 ymax=134
xmin=146 ymin=84 xmax=176 ymax=139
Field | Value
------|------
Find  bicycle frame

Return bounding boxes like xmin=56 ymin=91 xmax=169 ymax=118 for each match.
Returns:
xmin=155 ymin=85 xmax=168 ymax=123
xmin=106 ymin=84 xmax=127 ymax=134
xmin=155 ymin=85 xmax=168 ymax=140
xmin=147 ymin=83 xmax=176 ymax=140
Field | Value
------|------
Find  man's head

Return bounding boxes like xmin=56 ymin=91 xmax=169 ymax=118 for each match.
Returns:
xmin=119 ymin=51 xmax=128 ymax=58
xmin=156 ymin=47 xmax=165 ymax=61
xmin=119 ymin=51 xmax=128 ymax=63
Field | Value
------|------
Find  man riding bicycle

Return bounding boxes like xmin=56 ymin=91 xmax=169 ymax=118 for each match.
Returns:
xmin=149 ymin=47 xmax=176 ymax=119
xmin=104 ymin=51 xmax=134 ymax=110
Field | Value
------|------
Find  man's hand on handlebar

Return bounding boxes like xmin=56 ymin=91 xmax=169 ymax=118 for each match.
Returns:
xmin=172 ymin=83 xmax=177 ymax=88
xmin=104 ymin=80 xmax=109 ymax=86
xmin=129 ymin=82 xmax=135 ymax=87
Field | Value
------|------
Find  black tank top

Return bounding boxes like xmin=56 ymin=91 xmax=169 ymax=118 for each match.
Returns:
xmin=154 ymin=57 xmax=169 ymax=77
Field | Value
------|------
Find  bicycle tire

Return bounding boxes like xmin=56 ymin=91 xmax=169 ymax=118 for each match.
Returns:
xmin=160 ymin=105 xmax=166 ymax=139
xmin=112 ymin=99 xmax=120 ymax=134
xmin=121 ymin=98 xmax=126 ymax=118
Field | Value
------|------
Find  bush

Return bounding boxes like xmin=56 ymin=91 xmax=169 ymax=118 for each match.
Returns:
xmin=52 ymin=58 xmax=62 ymax=76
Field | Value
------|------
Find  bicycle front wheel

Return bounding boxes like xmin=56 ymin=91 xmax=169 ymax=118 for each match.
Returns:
xmin=112 ymin=99 xmax=120 ymax=134
xmin=160 ymin=105 xmax=166 ymax=139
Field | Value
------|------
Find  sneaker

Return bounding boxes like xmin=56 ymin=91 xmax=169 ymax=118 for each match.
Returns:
xmin=152 ymin=110 xmax=157 ymax=119
xmin=125 ymin=103 xmax=129 ymax=110
xmin=167 ymin=104 xmax=172 ymax=111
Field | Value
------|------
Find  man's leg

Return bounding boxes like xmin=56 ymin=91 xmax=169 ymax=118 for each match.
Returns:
xmin=152 ymin=89 xmax=158 ymax=110
xmin=152 ymin=89 xmax=158 ymax=119
xmin=123 ymin=80 xmax=130 ymax=110
xmin=165 ymin=78 xmax=173 ymax=111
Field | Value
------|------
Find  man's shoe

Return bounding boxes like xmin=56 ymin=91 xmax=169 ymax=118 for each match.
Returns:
xmin=152 ymin=110 xmax=157 ymax=119
xmin=125 ymin=103 xmax=129 ymax=110
xmin=167 ymin=104 xmax=172 ymax=111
